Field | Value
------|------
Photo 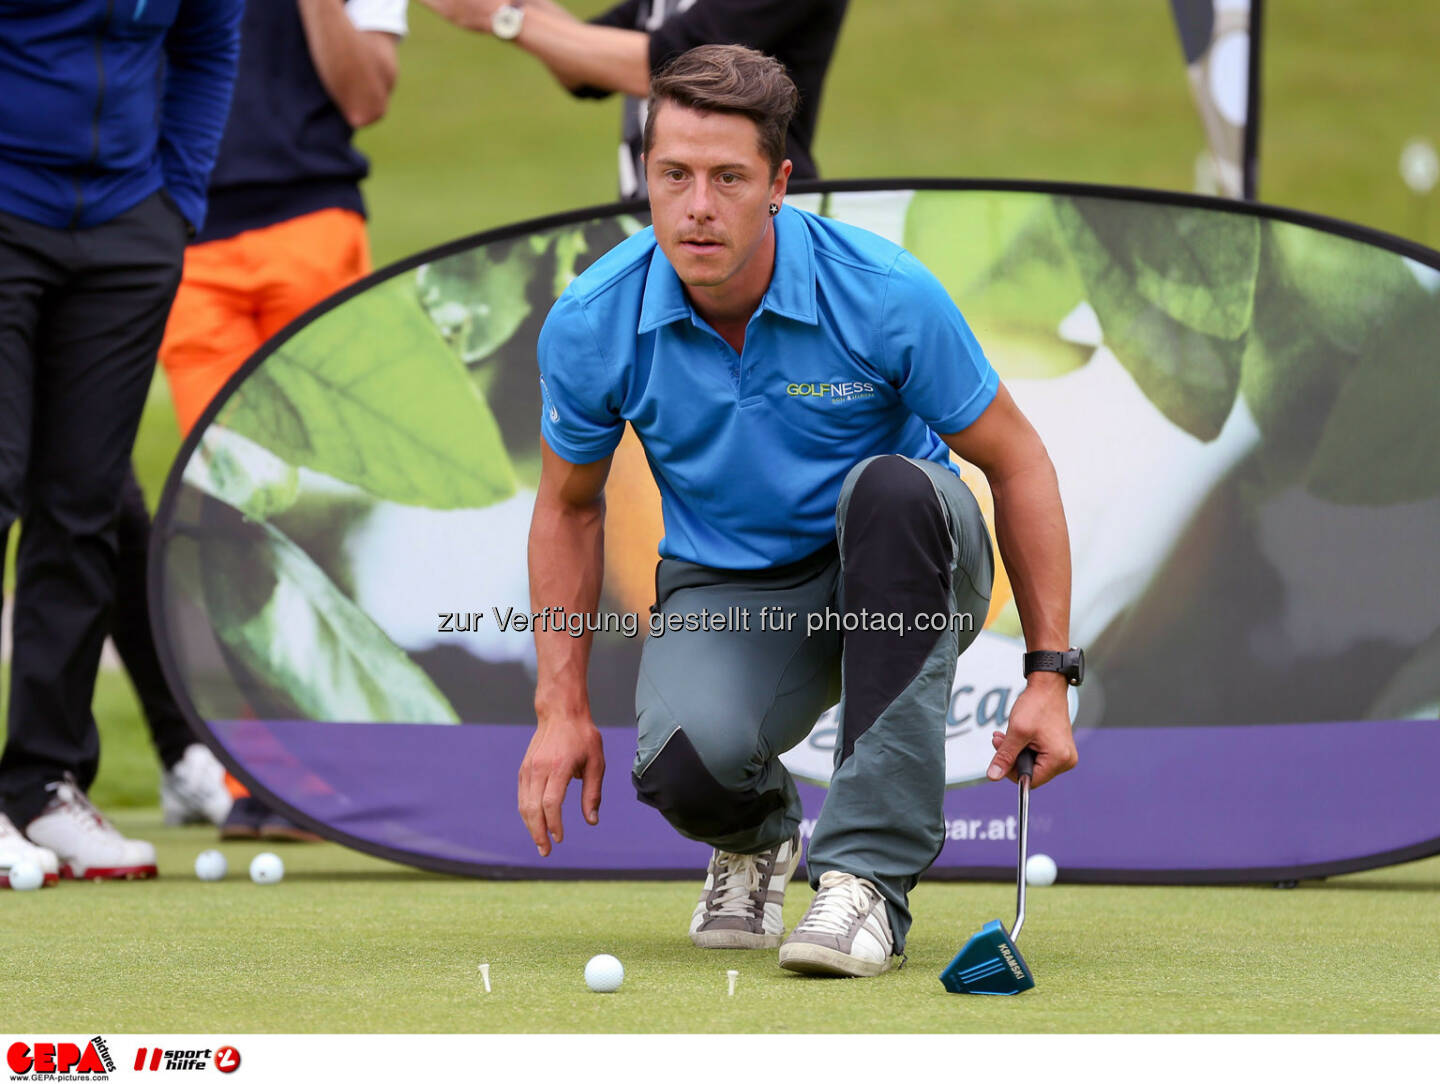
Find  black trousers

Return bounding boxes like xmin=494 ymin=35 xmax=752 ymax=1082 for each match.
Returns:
xmin=114 ymin=464 xmax=194 ymax=772
xmin=0 ymin=191 xmax=187 ymax=827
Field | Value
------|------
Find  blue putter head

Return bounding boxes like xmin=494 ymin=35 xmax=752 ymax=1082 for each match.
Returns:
xmin=940 ymin=922 xmax=1036 ymax=996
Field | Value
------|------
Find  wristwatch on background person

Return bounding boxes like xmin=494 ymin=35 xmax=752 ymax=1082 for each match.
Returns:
xmin=1023 ymin=647 xmax=1085 ymax=686
xmin=492 ymin=2 xmax=525 ymax=39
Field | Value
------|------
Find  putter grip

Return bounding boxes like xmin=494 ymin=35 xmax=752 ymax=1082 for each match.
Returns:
xmin=1015 ymin=748 xmax=1036 ymax=779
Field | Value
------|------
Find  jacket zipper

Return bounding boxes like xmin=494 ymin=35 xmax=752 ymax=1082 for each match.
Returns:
xmin=71 ymin=0 xmax=115 ymax=227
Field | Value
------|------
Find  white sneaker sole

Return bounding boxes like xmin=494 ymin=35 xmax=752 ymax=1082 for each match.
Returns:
xmin=691 ymin=928 xmax=786 ymax=950
xmin=778 ymin=942 xmax=893 ymax=978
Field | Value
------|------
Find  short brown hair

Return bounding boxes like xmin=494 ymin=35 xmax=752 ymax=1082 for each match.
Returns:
xmin=643 ymin=45 xmax=799 ymax=177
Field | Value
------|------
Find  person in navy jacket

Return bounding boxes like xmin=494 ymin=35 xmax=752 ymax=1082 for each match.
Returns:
xmin=0 ymin=0 xmax=242 ymax=883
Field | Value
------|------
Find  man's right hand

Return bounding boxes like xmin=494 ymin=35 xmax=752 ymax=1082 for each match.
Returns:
xmin=518 ymin=718 xmax=606 ymax=856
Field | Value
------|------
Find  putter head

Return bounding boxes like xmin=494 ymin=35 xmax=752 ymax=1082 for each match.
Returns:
xmin=939 ymin=919 xmax=1035 ymax=995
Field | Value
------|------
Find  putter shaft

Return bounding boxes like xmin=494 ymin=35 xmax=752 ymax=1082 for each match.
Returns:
xmin=1012 ymin=749 xmax=1034 ymax=942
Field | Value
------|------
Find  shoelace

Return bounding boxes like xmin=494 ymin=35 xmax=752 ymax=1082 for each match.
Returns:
xmin=44 ymin=776 xmax=112 ymax=835
xmin=795 ymin=872 xmax=876 ymax=936
xmin=708 ymin=852 xmax=766 ymax=918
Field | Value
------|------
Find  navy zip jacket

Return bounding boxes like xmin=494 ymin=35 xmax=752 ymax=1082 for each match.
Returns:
xmin=0 ymin=0 xmax=243 ymax=232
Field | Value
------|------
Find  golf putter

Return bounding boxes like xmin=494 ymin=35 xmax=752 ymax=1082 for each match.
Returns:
xmin=939 ymin=747 xmax=1037 ymax=995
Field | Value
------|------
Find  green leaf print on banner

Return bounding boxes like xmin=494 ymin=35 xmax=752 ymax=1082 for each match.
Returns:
xmin=1055 ymin=197 xmax=1260 ymax=440
xmin=904 ymin=192 xmax=1089 ymax=379
xmin=1303 ymin=295 xmax=1440 ymax=504
xmin=417 ymin=236 xmax=548 ymax=366
xmin=221 ymin=275 xmax=515 ymax=511
xmin=1239 ymin=222 xmax=1430 ymax=486
xmin=197 ymin=506 xmax=459 ymax=724
xmin=184 ymin=425 xmax=300 ymax=523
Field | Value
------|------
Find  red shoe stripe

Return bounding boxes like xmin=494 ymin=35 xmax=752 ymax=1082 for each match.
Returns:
xmin=68 ymin=865 xmax=159 ymax=881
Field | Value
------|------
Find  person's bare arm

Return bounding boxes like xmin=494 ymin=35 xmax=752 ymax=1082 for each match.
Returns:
xmin=941 ymin=383 xmax=1078 ymax=787
xmin=297 ymin=0 xmax=400 ymax=129
xmin=519 ymin=438 xmax=613 ymax=855
xmin=419 ymin=0 xmax=650 ymax=95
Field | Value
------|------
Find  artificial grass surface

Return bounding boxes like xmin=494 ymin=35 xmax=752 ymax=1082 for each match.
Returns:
xmin=5 ymin=814 xmax=1438 ymax=1034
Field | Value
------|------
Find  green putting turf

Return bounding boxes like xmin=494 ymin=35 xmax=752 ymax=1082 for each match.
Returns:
xmin=4 ymin=815 xmax=1438 ymax=1034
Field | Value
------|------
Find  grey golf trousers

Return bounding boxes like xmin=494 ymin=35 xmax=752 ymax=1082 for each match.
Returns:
xmin=632 ymin=454 xmax=993 ymax=950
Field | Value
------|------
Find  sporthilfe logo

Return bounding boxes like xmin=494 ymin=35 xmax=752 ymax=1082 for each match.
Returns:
xmin=132 ymin=1047 xmax=240 ymax=1073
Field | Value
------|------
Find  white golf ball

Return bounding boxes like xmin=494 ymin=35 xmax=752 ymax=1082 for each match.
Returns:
xmin=584 ymin=953 xmax=624 ymax=993
xmin=1025 ymin=853 xmax=1058 ymax=887
xmin=7 ymin=858 xmax=44 ymax=892
xmin=194 ymin=849 xmax=228 ymax=881
xmin=249 ymin=852 xmax=284 ymax=885
xmin=1400 ymin=138 xmax=1439 ymax=194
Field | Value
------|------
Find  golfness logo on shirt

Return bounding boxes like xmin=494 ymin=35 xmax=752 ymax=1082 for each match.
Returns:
xmin=6 ymin=1037 xmax=115 ymax=1079
xmin=785 ymin=379 xmax=877 ymax=404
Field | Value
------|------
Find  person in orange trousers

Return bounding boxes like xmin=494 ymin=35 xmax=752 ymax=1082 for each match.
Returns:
xmin=153 ymin=0 xmax=408 ymax=840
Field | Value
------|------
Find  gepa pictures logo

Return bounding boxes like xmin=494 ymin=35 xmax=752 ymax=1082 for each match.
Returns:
xmin=7 ymin=1037 xmax=115 ymax=1079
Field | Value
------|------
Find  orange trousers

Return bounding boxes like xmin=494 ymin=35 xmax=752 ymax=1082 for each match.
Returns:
xmin=159 ymin=207 xmax=370 ymax=800
xmin=160 ymin=206 xmax=371 ymax=437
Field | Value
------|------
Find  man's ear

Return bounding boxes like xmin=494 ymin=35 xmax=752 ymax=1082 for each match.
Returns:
xmin=771 ymin=158 xmax=793 ymax=203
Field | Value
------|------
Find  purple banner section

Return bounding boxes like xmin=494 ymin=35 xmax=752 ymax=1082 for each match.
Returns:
xmin=213 ymin=719 xmax=1440 ymax=877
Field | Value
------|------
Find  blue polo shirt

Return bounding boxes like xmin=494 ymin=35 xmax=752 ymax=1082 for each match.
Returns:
xmin=538 ymin=205 xmax=999 ymax=570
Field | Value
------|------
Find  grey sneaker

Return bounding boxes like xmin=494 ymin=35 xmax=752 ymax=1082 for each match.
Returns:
xmin=689 ymin=833 xmax=802 ymax=949
xmin=779 ymin=870 xmax=897 ymax=977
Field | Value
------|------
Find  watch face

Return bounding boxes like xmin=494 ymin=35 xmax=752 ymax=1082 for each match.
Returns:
xmin=1070 ymin=648 xmax=1085 ymax=686
xmin=493 ymin=6 xmax=523 ymax=38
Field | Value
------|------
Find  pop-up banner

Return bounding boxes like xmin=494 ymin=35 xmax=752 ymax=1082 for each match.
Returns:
xmin=151 ymin=182 xmax=1440 ymax=883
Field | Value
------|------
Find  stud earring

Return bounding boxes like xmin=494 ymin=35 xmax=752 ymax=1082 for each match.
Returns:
xmin=769 ymin=203 xmax=779 ymax=216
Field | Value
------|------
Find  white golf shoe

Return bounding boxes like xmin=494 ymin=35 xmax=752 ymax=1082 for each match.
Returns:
xmin=690 ymin=832 xmax=802 ymax=949
xmin=25 ymin=777 xmax=157 ymax=881
xmin=779 ymin=870 xmax=898 ymax=977
xmin=161 ymin=743 xmax=234 ymax=826
xmin=1 ymin=813 xmax=59 ymax=888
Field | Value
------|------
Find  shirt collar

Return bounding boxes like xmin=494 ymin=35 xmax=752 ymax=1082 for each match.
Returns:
xmin=637 ymin=204 xmax=819 ymax=333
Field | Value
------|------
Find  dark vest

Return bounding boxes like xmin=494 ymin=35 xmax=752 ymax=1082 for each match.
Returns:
xmin=199 ymin=0 xmax=369 ymax=243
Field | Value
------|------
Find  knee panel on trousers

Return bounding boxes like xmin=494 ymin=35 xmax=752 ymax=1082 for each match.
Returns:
xmin=837 ymin=456 xmax=954 ymax=766
xmin=632 ymin=727 xmax=784 ymax=841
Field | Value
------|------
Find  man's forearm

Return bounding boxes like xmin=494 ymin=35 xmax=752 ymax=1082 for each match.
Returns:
xmin=297 ymin=0 xmax=398 ymax=129
xmin=516 ymin=9 xmax=650 ymax=96
xmin=528 ymin=494 xmax=606 ymax=724
xmin=988 ymin=458 xmax=1072 ymax=654
xmin=523 ymin=0 xmax=578 ymax=19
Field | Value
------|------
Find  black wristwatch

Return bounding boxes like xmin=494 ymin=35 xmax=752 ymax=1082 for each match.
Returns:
xmin=1023 ymin=647 xmax=1085 ymax=686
